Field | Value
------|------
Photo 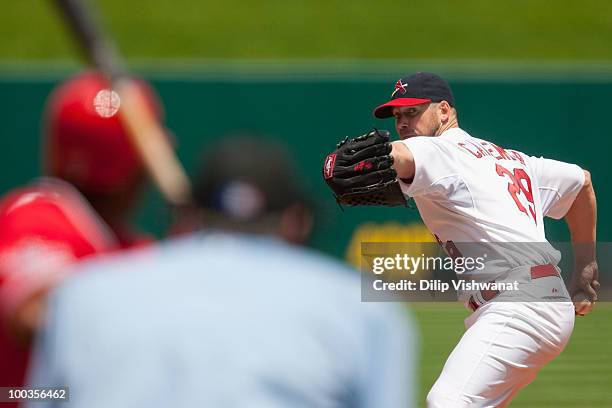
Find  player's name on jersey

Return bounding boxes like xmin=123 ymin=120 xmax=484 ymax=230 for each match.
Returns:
xmin=373 ymin=279 xmax=520 ymax=293
xmin=457 ymin=139 xmax=525 ymax=164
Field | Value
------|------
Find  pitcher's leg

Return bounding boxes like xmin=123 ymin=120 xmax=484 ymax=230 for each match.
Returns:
xmin=426 ymin=302 xmax=574 ymax=408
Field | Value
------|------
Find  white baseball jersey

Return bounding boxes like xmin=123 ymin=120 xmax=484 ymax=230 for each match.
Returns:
xmin=399 ymin=127 xmax=584 ymax=242
xmin=399 ymin=127 xmax=584 ymax=268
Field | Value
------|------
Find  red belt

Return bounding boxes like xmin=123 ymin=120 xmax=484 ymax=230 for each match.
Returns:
xmin=468 ymin=264 xmax=559 ymax=312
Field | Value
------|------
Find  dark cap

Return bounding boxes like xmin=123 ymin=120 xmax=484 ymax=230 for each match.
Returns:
xmin=193 ymin=135 xmax=308 ymax=222
xmin=373 ymin=72 xmax=455 ymax=119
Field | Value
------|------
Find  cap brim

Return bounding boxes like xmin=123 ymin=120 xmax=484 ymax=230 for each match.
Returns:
xmin=373 ymin=98 xmax=432 ymax=118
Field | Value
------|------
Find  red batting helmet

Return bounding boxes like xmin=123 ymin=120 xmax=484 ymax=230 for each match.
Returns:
xmin=43 ymin=71 xmax=165 ymax=193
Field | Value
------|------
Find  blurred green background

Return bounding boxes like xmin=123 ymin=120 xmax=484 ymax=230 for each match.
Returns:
xmin=2 ymin=1 xmax=611 ymax=406
xmin=3 ymin=0 xmax=612 ymax=60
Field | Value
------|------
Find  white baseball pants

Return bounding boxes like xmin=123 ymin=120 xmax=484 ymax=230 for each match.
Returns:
xmin=426 ymin=301 xmax=575 ymax=407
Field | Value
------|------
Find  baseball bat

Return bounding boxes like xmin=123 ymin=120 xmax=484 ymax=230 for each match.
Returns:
xmin=51 ymin=0 xmax=192 ymax=207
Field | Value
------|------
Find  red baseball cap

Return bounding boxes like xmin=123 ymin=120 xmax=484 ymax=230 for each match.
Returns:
xmin=373 ymin=72 xmax=455 ymax=119
xmin=43 ymin=71 xmax=166 ymax=193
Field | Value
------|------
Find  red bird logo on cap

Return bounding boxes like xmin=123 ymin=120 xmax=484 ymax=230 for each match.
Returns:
xmin=391 ymin=79 xmax=408 ymax=97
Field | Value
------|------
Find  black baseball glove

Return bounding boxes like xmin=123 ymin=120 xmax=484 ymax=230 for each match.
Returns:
xmin=322 ymin=129 xmax=407 ymax=207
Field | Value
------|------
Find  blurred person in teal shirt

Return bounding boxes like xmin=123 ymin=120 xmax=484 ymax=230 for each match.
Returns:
xmin=27 ymin=135 xmax=418 ymax=408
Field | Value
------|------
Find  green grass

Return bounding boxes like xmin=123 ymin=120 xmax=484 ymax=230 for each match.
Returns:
xmin=412 ymin=302 xmax=612 ymax=407
xmin=3 ymin=0 xmax=612 ymax=61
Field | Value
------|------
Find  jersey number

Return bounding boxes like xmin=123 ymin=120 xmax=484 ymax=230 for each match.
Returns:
xmin=495 ymin=163 xmax=537 ymax=224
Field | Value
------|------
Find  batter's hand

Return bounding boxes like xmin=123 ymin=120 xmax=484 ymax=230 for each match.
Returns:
xmin=569 ymin=260 xmax=600 ymax=316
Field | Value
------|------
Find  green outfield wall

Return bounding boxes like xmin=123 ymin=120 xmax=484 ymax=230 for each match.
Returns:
xmin=1 ymin=74 xmax=609 ymax=258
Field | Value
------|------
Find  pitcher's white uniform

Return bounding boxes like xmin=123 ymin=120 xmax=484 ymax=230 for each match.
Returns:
xmin=399 ymin=127 xmax=584 ymax=407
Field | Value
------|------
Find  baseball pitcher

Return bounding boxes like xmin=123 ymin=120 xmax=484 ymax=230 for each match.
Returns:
xmin=322 ymin=72 xmax=598 ymax=407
